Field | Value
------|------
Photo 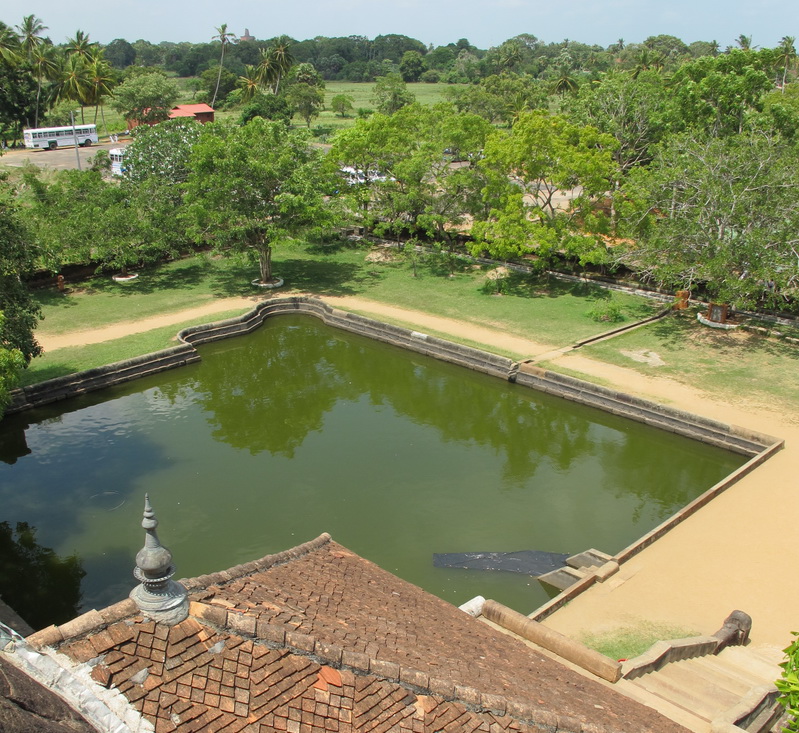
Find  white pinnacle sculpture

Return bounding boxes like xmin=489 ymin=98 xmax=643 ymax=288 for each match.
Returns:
xmin=130 ymin=494 xmax=188 ymax=625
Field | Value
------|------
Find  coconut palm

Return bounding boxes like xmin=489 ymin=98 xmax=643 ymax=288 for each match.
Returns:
xmin=16 ymin=15 xmax=52 ymax=127
xmin=66 ymin=30 xmax=96 ymax=58
xmin=0 ymin=22 xmax=21 ymax=64
xmin=257 ymin=48 xmax=280 ymax=92
xmin=236 ymin=65 xmax=262 ymax=102
xmin=30 ymin=43 xmax=59 ymax=127
xmin=736 ymin=34 xmax=753 ymax=51
xmin=84 ymin=55 xmax=116 ymax=128
xmin=777 ymin=36 xmax=797 ymax=91
xmin=55 ymin=53 xmax=91 ymax=121
xmin=266 ymin=36 xmax=294 ymax=95
xmin=17 ymin=15 xmax=46 ymax=57
xmin=211 ymin=23 xmax=237 ymax=108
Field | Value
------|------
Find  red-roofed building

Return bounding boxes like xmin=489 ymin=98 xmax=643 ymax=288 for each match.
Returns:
xmin=168 ymin=104 xmax=215 ymax=124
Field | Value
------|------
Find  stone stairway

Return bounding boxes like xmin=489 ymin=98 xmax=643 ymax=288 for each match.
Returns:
xmin=616 ymin=645 xmax=785 ymax=732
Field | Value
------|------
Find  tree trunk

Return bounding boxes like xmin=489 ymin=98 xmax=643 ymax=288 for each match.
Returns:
xmin=258 ymin=244 xmax=273 ymax=283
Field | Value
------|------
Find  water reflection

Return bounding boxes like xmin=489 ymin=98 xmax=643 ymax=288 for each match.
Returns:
xmin=0 ymin=521 xmax=85 ymax=630
xmin=0 ymin=316 xmax=744 ymax=618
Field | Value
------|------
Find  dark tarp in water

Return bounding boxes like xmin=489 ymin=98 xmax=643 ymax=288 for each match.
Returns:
xmin=433 ymin=550 xmax=569 ymax=576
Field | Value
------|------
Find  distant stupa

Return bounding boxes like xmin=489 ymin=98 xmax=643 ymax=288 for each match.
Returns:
xmin=240 ymin=28 xmax=255 ymax=42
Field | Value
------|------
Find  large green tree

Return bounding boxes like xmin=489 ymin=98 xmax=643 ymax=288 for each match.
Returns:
xmin=0 ymin=178 xmax=41 ymax=414
xmin=184 ymin=118 xmax=335 ymax=284
xmin=471 ymin=111 xmax=617 ymax=266
xmin=111 ymin=72 xmax=179 ymax=126
xmin=619 ymin=130 xmax=799 ymax=308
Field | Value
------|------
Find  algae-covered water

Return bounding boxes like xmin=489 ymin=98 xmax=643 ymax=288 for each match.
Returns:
xmin=0 ymin=316 xmax=744 ymax=620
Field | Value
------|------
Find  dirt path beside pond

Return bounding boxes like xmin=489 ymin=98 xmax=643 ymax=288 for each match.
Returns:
xmin=36 ymin=292 xmax=798 ymax=649
xmin=37 ymin=293 xmax=560 ymax=358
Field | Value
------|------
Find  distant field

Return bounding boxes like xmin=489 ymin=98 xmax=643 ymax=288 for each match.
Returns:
xmin=69 ymin=80 xmax=463 ymax=142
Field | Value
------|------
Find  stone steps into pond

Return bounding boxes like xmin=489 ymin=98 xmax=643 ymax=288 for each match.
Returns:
xmin=537 ymin=548 xmax=612 ymax=591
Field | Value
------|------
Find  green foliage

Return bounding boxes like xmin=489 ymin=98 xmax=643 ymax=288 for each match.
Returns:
xmin=371 ymin=73 xmax=415 ymax=114
xmin=111 ymin=71 xmax=179 ymax=125
xmin=0 ymin=179 xmax=41 ymax=369
xmin=123 ymin=117 xmax=202 ymax=183
xmin=619 ymin=130 xmax=799 ymax=309
xmin=286 ymin=83 xmax=325 ymax=128
xmin=0 ymin=521 xmax=85 ymax=629
xmin=777 ymin=632 xmax=799 ymax=731
xmin=238 ymin=92 xmax=292 ymax=125
xmin=586 ymin=298 xmax=624 ymax=323
xmin=184 ymin=118 xmax=337 ymax=283
xmin=330 ymin=93 xmax=354 ymax=117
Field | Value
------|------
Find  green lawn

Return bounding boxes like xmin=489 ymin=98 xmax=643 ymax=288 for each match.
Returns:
xmin=568 ymin=308 xmax=799 ymax=413
xmin=26 ymin=242 xmax=658 ymax=383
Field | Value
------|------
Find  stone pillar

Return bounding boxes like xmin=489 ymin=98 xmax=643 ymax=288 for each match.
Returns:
xmin=129 ymin=494 xmax=188 ymax=625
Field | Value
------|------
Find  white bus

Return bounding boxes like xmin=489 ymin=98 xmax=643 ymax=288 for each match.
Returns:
xmin=23 ymin=124 xmax=99 ymax=150
xmin=109 ymin=148 xmax=126 ymax=177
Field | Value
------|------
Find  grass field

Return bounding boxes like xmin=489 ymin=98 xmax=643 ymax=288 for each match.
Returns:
xmin=72 ymin=80 xmax=462 ymax=142
xmin=567 ymin=308 xmax=799 ymax=412
xmin=23 ymin=241 xmax=658 ymax=385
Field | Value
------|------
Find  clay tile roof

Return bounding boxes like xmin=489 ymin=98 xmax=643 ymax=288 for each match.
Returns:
xmin=169 ymin=104 xmax=214 ymax=117
xmin=39 ymin=534 xmax=687 ymax=733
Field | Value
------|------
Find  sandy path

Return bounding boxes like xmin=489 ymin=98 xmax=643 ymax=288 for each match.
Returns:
xmin=36 ymin=293 xmax=798 ymax=647
xmin=38 ymin=293 xmax=559 ymax=358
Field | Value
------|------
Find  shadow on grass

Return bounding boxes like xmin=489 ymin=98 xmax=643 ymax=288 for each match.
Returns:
xmin=268 ymin=259 xmax=381 ymax=296
xmin=648 ymin=313 xmax=799 ymax=362
xmin=19 ymin=362 xmax=80 ymax=386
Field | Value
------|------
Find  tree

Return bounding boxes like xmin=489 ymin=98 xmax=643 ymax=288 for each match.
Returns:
xmin=238 ymin=92 xmax=292 ymax=125
xmin=65 ymin=29 xmax=97 ymax=58
xmin=184 ymin=118 xmax=335 ymax=284
xmin=471 ymin=111 xmax=617 ymax=267
xmin=330 ymin=93 xmax=354 ymax=117
xmin=0 ymin=178 xmax=41 ymax=415
xmin=399 ymin=50 xmax=425 ymax=82
xmin=123 ymin=117 xmax=202 ymax=184
xmin=329 ymin=103 xmax=493 ymax=242
xmin=84 ymin=54 xmax=116 ymax=126
xmin=210 ymin=23 xmax=236 ymax=107
xmin=777 ymin=36 xmax=797 ymax=91
xmin=104 ymin=38 xmax=136 ymax=69
xmin=372 ymin=73 xmax=415 ymax=114
xmin=111 ymin=72 xmax=179 ymax=126
xmin=29 ymin=42 xmax=59 ymax=128
xmin=618 ymin=131 xmax=799 ymax=309
xmin=287 ymin=83 xmax=324 ymax=127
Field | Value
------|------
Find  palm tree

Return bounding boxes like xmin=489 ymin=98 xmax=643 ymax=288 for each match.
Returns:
xmin=211 ymin=23 xmax=237 ymax=108
xmin=257 ymin=48 xmax=279 ymax=92
xmin=17 ymin=15 xmax=46 ymax=57
xmin=551 ymin=65 xmax=578 ymax=94
xmin=30 ymin=43 xmax=59 ymax=127
xmin=236 ymin=65 xmax=262 ymax=103
xmin=66 ymin=30 xmax=96 ymax=58
xmin=55 ymin=53 xmax=91 ymax=121
xmin=736 ymin=34 xmax=753 ymax=51
xmin=266 ymin=36 xmax=294 ymax=95
xmin=85 ymin=55 xmax=116 ymax=128
xmin=0 ymin=22 xmax=21 ymax=65
xmin=777 ymin=36 xmax=797 ymax=91
xmin=16 ymin=15 xmax=50 ymax=127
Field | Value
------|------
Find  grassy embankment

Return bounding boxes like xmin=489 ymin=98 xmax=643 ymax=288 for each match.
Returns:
xmin=24 ymin=241 xmax=656 ymax=385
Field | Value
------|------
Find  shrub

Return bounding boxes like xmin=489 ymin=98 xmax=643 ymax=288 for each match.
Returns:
xmin=777 ymin=632 xmax=799 ymax=732
xmin=587 ymin=299 xmax=624 ymax=323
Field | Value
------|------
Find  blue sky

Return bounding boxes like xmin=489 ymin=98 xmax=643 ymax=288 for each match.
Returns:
xmin=6 ymin=0 xmax=798 ymax=50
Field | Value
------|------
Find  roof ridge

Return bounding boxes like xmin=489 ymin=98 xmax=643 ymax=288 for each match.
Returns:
xmin=188 ymin=600 xmax=621 ymax=733
xmin=181 ymin=532 xmax=332 ymax=591
xmin=25 ymin=534 xmax=334 ymax=649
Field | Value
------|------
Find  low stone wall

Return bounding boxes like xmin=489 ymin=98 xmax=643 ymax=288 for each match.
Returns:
xmin=7 ymin=344 xmax=199 ymax=415
xmin=176 ymin=296 xmax=513 ymax=380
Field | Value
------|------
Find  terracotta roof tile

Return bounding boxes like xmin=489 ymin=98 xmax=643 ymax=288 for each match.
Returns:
xmin=48 ymin=535 xmax=688 ymax=733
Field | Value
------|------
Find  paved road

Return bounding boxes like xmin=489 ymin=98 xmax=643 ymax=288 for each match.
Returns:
xmin=0 ymin=140 xmax=130 ymax=172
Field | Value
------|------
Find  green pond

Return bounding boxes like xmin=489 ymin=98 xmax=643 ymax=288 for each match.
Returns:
xmin=0 ymin=315 xmax=745 ymax=622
